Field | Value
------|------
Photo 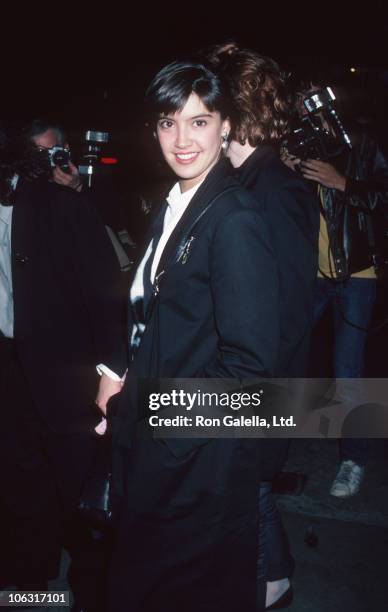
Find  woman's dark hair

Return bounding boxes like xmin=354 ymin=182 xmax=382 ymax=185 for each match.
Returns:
xmin=205 ymin=43 xmax=292 ymax=146
xmin=145 ymin=60 xmax=232 ymax=122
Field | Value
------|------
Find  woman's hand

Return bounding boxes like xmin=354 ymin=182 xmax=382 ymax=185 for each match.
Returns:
xmin=96 ymin=373 xmax=124 ymax=415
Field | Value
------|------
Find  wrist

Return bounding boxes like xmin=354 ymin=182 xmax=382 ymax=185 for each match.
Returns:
xmin=335 ymin=175 xmax=346 ymax=192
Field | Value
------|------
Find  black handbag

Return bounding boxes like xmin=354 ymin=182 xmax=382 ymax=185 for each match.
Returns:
xmin=78 ymin=424 xmax=113 ymax=530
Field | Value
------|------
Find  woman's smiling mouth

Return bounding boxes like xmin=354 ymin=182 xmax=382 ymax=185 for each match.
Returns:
xmin=175 ymin=152 xmax=199 ymax=163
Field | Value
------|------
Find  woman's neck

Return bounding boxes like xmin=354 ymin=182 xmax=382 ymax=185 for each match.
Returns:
xmin=227 ymin=140 xmax=256 ymax=168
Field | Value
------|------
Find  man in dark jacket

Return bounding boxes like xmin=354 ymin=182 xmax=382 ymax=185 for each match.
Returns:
xmin=0 ymin=126 xmax=127 ymax=606
xmin=283 ymin=85 xmax=388 ymax=497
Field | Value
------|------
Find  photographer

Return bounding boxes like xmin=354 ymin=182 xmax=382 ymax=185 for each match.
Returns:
xmin=26 ymin=119 xmax=133 ymax=273
xmin=282 ymin=83 xmax=388 ymax=497
xmin=0 ymin=122 xmax=127 ymax=610
xmin=26 ymin=118 xmax=83 ymax=191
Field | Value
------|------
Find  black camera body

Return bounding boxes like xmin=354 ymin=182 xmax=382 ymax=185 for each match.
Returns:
xmin=283 ymin=87 xmax=352 ymax=162
xmin=284 ymin=115 xmax=336 ymax=161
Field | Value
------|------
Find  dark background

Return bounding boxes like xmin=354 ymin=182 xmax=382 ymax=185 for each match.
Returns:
xmin=2 ymin=7 xmax=388 ymax=178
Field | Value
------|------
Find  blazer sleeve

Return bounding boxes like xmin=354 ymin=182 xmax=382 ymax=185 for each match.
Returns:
xmin=263 ymin=181 xmax=319 ymax=374
xmin=197 ymin=205 xmax=280 ymax=379
xmin=63 ymin=190 xmax=128 ymax=376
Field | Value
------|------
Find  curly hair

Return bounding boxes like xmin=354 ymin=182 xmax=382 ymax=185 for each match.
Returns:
xmin=205 ymin=43 xmax=292 ymax=146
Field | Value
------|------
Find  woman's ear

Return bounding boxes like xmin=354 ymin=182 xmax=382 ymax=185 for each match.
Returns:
xmin=221 ymin=119 xmax=231 ymax=150
xmin=222 ymin=118 xmax=231 ymax=138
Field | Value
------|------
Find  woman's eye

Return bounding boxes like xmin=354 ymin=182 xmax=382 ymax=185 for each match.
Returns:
xmin=193 ymin=120 xmax=207 ymax=127
xmin=158 ymin=120 xmax=173 ymax=129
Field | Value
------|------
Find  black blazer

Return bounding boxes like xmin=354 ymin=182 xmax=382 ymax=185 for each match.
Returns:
xmin=234 ymin=146 xmax=319 ymax=479
xmin=115 ymin=158 xmax=280 ymax=449
xmin=236 ymin=146 xmax=319 ymax=377
xmin=11 ymin=179 xmax=127 ymax=433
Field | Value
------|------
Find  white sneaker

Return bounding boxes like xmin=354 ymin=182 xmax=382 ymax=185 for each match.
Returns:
xmin=330 ymin=460 xmax=365 ymax=498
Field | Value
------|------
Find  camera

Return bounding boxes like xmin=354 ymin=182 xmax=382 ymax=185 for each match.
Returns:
xmin=47 ymin=145 xmax=71 ymax=172
xmin=282 ymin=87 xmax=352 ymax=161
xmin=282 ymin=115 xmax=335 ymax=161
xmin=14 ymin=145 xmax=71 ymax=181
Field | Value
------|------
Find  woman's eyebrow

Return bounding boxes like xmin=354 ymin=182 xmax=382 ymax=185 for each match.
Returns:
xmin=158 ymin=113 xmax=213 ymax=121
xmin=189 ymin=113 xmax=213 ymax=119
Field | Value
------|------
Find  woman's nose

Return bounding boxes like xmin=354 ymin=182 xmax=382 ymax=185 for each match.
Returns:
xmin=175 ymin=125 xmax=191 ymax=148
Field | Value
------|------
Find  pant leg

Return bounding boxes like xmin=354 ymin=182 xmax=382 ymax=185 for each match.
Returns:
xmin=331 ymin=278 xmax=377 ymax=464
xmin=0 ymin=338 xmax=105 ymax=599
xmin=45 ymin=432 xmax=109 ymax=611
xmin=332 ymin=278 xmax=376 ymax=378
xmin=257 ymin=483 xmax=294 ymax=582
xmin=313 ymin=278 xmax=332 ymax=326
xmin=0 ymin=340 xmax=62 ymax=586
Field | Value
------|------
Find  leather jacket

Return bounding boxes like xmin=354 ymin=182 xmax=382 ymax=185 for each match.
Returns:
xmin=321 ymin=133 xmax=388 ymax=279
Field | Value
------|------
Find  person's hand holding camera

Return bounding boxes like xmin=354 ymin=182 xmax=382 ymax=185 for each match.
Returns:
xmin=301 ymin=159 xmax=346 ymax=191
xmin=53 ymin=161 xmax=83 ymax=192
xmin=280 ymin=148 xmax=302 ymax=172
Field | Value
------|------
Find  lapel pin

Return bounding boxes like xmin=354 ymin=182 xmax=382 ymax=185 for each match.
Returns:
xmin=178 ymin=236 xmax=195 ymax=265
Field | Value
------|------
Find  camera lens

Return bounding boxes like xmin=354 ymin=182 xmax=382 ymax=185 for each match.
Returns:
xmin=52 ymin=149 xmax=70 ymax=169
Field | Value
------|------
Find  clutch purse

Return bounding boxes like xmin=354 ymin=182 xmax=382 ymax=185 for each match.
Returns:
xmin=78 ymin=426 xmax=113 ymax=530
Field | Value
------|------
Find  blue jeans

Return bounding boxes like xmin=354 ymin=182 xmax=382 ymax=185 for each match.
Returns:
xmin=313 ymin=277 xmax=377 ymax=465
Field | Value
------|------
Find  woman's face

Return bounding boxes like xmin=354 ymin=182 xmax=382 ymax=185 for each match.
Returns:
xmin=156 ymin=92 xmax=230 ymax=192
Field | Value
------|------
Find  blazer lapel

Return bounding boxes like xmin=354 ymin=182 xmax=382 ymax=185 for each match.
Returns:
xmin=130 ymin=158 xmax=235 ymax=326
xmin=140 ymin=159 xmax=235 ymax=322
xmin=155 ymin=158 xmax=233 ymax=279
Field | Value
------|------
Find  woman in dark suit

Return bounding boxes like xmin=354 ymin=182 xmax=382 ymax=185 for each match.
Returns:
xmin=206 ymin=43 xmax=319 ymax=609
xmin=101 ymin=60 xmax=281 ymax=612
